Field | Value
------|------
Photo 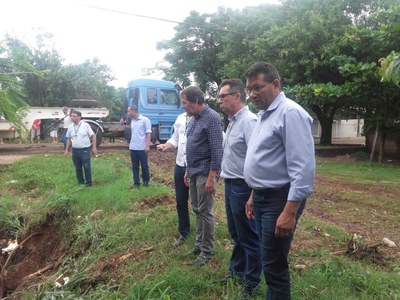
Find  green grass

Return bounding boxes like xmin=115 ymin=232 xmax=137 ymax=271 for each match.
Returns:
xmin=1 ymin=153 xmax=400 ymax=299
xmin=316 ymin=158 xmax=400 ymax=184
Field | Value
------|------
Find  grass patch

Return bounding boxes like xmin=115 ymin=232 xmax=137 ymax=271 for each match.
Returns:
xmin=1 ymin=153 xmax=400 ymax=299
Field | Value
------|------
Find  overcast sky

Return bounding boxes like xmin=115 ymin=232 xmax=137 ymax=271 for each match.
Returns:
xmin=1 ymin=0 xmax=281 ymax=88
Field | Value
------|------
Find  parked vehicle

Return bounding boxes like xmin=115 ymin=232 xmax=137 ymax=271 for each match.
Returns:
xmin=0 ymin=79 xmax=183 ymax=146
xmin=125 ymin=78 xmax=184 ymax=143
xmin=0 ymin=106 xmax=109 ymax=146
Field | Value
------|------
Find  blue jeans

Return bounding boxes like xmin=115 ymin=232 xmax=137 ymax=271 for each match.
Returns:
xmin=71 ymin=147 xmax=92 ymax=185
xmin=174 ymin=165 xmax=190 ymax=237
xmin=130 ymin=150 xmax=150 ymax=187
xmin=252 ymin=184 xmax=306 ymax=300
xmin=225 ymin=179 xmax=261 ymax=289
xmin=189 ymin=174 xmax=216 ymax=255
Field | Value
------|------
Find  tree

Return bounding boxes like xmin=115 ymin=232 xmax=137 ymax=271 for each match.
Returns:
xmin=0 ymin=42 xmax=42 ymax=135
xmin=3 ymin=34 xmax=119 ymax=112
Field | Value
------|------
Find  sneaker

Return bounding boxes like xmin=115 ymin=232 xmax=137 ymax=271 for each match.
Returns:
xmin=185 ymin=247 xmax=201 ymax=257
xmin=143 ymin=182 xmax=149 ymax=187
xmin=172 ymin=235 xmax=186 ymax=247
xmin=192 ymin=252 xmax=212 ymax=266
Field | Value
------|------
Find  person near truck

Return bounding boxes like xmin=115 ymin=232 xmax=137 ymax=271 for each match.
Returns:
xmin=243 ymin=61 xmax=315 ymax=300
xmin=30 ymin=118 xmax=41 ymax=144
xmin=61 ymin=107 xmax=72 ymax=149
xmin=64 ymin=110 xmax=97 ymax=187
xmin=157 ymin=112 xmax=192 ymax=247
xmin=181 ymin=86 xmax=223 ymax=266
xmin=218 ymin=79 xmax=261 ymax=296
xmin=128 ymin=105 xmax=152 ymax=189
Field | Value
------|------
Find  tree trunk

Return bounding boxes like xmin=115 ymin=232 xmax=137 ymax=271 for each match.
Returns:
xmin=319 ymin=118 xmax=333 ymax=145
xmin=378 ymin=131 xmax=386 ymax=164
xmin=310 ymin=104 xmax=335 ymax=146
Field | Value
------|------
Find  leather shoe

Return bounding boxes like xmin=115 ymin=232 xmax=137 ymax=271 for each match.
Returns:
xmin=192 ymin=252 xmax=212 ymax=266
xmin=171 ymin=235 xmax=186 ymax=247
xmin=185 ymin=247 xmax=201 ymax=257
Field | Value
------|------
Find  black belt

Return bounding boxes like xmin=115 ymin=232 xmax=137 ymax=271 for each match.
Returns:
xmin=253 ymin=183 xmax=290 ymax=194
xmin=225 ymin=178 xmax=248 ymax=186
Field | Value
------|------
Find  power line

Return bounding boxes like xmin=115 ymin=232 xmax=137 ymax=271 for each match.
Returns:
xmin=83 ymin=5 xmax=182 ymax=25
xmin=82 ymin=4 xmax=252 ymax=37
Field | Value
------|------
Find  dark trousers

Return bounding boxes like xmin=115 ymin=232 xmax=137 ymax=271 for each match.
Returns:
xmin=252 ymin=184 xmax=306 ymax=300
xmin=174 ymin=164 xmax=190 ymax=237
xmin=130 ymin=150 xmax=150 ymax=187
xmin=61 ymin=128 xmax=68 ymax=150
xmin=225 ymin=179 xmax=261 ymax=289
xmin=72 ymin=147 xmax=92 ymax=185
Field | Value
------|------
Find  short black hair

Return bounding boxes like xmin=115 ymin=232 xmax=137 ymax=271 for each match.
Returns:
xmin=130 ymin=105 xmax=138 ymax=113
xmin=219 ymin=79 xmax=246 ymax=103
xmin=180 ymin=86 xmax=205 ymax=104
xmin=245 ymin=61 xmax=281 ymax=82
xmin=70 ymin=110 xmax=81 ymax=117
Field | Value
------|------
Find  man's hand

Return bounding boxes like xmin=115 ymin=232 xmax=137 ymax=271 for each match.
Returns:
xmin=92 ymin=147 xmax=98 ymax=156
xmin=275 ymin=201 xmax=302 ymax=238
xmin=64 ymin=150 xmax=69 ymax=157
xmin=156 ymin=144 xmax=166 ymax=152
xmin=145 ymin=145 xmax=150 ymax=154
xmin=205 ymin=170 xmax=217 ymax=194
xmin=184 ymin=171 xmax=189 ymax=186
xmin=245 ymin=193 xmax=254 ymax=220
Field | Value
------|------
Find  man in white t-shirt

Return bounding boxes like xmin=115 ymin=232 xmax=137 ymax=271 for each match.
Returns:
xmin=64 ymin=110 xmax=97 ymax=187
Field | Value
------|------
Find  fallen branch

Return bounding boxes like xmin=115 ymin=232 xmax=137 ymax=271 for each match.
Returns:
xmin=24 ymin=263 xmax=56 ymax=279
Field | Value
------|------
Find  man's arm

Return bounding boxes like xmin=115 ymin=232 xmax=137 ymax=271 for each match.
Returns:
xmin=91 ymin=134 xmax=97 ymax=155
xmin=64 ymin=138 xmax=72 ymax=156
xmin=145 ymin=132 xmax=151 ymax=154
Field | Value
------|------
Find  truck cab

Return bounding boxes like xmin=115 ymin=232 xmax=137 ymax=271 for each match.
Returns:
xmin=125 ymin=79 xmax=183 ymax=143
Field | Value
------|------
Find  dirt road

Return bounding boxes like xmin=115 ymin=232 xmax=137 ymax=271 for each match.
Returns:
xmin=0 ymin=140 xmax=129 ymax=166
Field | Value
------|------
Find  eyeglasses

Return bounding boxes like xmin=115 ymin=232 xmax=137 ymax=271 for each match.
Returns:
xmin=218 ymin=91 xmax=238 ymax=100
xmin=246 ymin=81 xmax=273 ymax=95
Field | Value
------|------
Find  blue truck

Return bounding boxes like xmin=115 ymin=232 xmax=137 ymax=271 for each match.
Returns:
xmin=125 ymin=78 xmax=184 ymax=143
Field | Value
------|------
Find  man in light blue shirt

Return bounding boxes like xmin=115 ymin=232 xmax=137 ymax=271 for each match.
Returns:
xmin=218 ymin=79 xmax=261 ymax=296
xmin=128 ymin=105 xmax=152 ymax=188
xmin=243 ymin=62 xmax=315 ymax=300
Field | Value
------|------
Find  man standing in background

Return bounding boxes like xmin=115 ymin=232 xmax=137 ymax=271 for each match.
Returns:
xmin=61 ymin=107 xmax=72 ymax=149
xmin=30 ymin=118 xmax=41 ymax=144
xmin=128 ymin=105 xmax=152 ymax=189
xmin=218 ymin=79 xmax=261 ymax=296
xmin=157 ymin=111 xmax=192 ymax=247
xmin=244 ymin=62 xmax=315 ymax=300
xmin=64 ymin=110 xmax=97 ymax=187
xmin=181 ymin=86 xmax=223 ymax=266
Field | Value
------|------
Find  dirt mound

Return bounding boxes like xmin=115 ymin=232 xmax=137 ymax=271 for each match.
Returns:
xmin=1 ymin=214 xmax=66 ymax=298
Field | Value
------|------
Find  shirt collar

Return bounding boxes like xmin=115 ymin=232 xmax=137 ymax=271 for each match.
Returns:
xmin=229 ymin=105 xmax=249 ymax=123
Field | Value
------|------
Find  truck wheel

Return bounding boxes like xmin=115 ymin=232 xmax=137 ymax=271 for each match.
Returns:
xmin=90 ymin=124 xmax=103 ymax=147
xmin=151 ymin=126 xmax=159 ymax=144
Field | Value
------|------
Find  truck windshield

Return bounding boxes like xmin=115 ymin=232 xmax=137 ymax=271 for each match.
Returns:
xmin=160 ymin=89 xmax=179 ymax=106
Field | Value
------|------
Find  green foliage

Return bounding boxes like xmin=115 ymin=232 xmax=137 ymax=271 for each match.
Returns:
xmin=0 ymin=40 xmax=43 ymax=134
xmin=2 ymin=34 xmax=122 ymax=115
xmin=380 ymin=51 xmax=400 ymax=86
